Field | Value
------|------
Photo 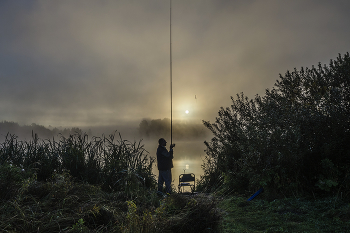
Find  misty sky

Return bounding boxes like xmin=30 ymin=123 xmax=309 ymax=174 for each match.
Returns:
xmin=1 ymin=0 xmax=350 ymax=128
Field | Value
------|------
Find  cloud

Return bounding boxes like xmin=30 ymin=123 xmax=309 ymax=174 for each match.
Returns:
xmin=0 ymin=0 xmax=349 ymax=127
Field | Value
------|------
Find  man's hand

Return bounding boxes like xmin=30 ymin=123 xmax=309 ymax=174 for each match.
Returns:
xmin=170 ymin=144 xmax=175 ymax=149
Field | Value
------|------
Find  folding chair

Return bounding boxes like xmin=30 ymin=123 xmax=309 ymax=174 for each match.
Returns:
xmin=178 ymin=173 xmax=195 ymax=193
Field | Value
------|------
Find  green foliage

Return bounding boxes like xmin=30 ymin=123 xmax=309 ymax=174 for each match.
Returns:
xmin=120 ymin=200 xmax=156 ymax=233
xmin=100 ymin=133 xmax=156 ymax=195
xmin=0 ymin=163 xmax=29 ymax=199
xmin=219 ymin=196 xmax=350 ymax=232
xmin=154 ymin=193 xmax=221 ymax=232
xmin=200 ymin=52 xmax=350 ymax=196
xmin=0 ymin=126 xmax=216 ymax=232
xmin=71 ymin=218 xmax=88 ymax=233
xmin=0 ymin=131 xmax=156 ymax=198
xmin=0 ymin=173 xmax=221 ymax=233
xmin=0 ymin=163 xmax=26 ymax=184
xmin=315 ymin=159 xmax=339 ymax=192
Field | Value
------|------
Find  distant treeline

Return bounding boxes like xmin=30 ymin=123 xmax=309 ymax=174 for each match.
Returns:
xmin=138 ymin=118 xmax=209 ymax=140
xmin=0 ymin=121 xmax=83 ymax=141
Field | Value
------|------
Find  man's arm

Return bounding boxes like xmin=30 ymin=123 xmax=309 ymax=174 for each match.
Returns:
xmin=161 ymin=144 xmax=175 ymax=158
xmin=161 ymin=148 xmax=173 ymax=157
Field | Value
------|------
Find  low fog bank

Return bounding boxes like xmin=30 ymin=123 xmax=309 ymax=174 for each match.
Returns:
xmin=0 ymin=121 xmax=83 ymax=142
xmin=138 ymin=118 xmax=210 ymax=141
xmin=1 ymin=118 xmax=210 ymax=142
xmin=0 ymin=121 xmax=141 ymax=145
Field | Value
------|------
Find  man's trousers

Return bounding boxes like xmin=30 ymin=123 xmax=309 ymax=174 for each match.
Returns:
xmin=158 ymin=169 xmax=172 ymax=194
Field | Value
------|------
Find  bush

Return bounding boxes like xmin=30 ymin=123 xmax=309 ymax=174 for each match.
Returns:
xmin=199 ymin=52 xmax=350 ymax=197
xmin=0 ymin=163 xmax=29 ymax=200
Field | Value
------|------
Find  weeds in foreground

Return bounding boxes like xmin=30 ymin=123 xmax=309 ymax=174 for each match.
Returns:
xmin=2 ymin=132 xmax=348 ymax=232
xmin=0 ymin=132 xmax=221 ymax=232
xmin=0 ymin=170 xmax=221 ymax=232
xmin=219 ymin=195 xmax=350 ymax=232
xmin=0 ymin=131 xmax=156 ymax=196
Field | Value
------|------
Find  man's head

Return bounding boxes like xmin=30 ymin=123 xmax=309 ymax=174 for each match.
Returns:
xmin=158 ymin=138 xmax=167 ymax=146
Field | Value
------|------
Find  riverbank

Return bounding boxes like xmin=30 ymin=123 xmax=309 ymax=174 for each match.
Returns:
xmin=0 ymin=171 xmax=220 ymax=232
xmin=219 ymin=194 xmax=350 ymax=232
xmin=2 ymin=170 xmax=349 ymax=233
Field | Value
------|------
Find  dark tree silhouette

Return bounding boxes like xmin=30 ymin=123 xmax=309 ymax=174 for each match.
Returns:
xmin=198 ymin=53 xmax=350 ymax=196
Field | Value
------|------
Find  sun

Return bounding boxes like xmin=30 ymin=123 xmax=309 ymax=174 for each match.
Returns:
xmin=185 ymin=110 xmax=189 ymax=114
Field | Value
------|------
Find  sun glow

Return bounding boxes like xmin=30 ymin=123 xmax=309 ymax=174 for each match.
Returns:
xmin=185 ymin=110 xmax=189 ymax=114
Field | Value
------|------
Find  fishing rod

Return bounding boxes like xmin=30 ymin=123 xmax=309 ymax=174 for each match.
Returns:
xmin=170 ymin=0 xmax=173 ymax=145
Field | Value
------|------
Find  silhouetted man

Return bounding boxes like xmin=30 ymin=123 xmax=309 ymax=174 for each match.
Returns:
xmin=157 ymin=138 xmax=175 ymax=195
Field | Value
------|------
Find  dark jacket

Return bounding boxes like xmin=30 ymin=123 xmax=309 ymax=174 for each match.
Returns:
xmin=156 ymin=145 xmax=173 ymax=171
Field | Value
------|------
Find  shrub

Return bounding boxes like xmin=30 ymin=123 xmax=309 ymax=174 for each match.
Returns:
xmin=0 ymin=163 xmax=29 ymax=200
xmin=199 ymin=52 xmax=350 ymax=197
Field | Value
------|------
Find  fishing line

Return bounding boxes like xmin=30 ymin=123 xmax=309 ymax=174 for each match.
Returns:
xmin=170 ymin=0 xmax=173 ymax=144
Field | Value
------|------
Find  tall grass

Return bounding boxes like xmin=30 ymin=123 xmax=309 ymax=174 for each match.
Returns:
xmin=0 ymin=131 xmax=156 ymax=195
xmin=0 ymin=131 xmax=222 ymax=232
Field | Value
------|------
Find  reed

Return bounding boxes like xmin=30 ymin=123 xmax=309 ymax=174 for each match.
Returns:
xmin=0 ymin=131 xmax=156 ymax=194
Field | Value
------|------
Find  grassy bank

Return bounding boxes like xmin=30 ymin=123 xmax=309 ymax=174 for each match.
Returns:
xmin=0 ymin=131 xmax=220 ymax=232
xmin=219 ymin=194 xmax=350 ymax=232
xmin=2 ymin=162 xmax=350 ymax=232
xmin=1 ymin=133 xmax=350 ymax=232
xmin=0 ymin=171 xmax=220 ymax=232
